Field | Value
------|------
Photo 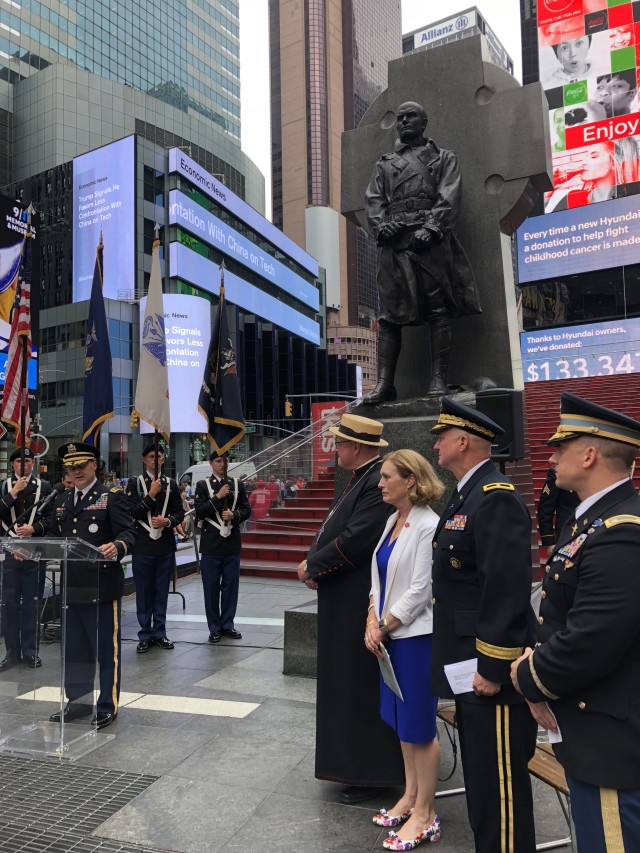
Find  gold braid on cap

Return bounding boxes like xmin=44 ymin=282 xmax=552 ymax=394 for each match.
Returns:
xmin=435 ymin=413 xmax=495 ymax=439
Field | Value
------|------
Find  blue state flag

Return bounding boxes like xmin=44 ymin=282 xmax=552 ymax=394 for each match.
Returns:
xmin=198 ymin=269 xmax=245 ymax=455
xmin=82 ymin=238 xmax=114 ymax=444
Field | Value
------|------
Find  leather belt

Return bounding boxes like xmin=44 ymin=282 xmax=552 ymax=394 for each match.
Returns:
xmin=388 ymin=198 xmax=433 ymax=214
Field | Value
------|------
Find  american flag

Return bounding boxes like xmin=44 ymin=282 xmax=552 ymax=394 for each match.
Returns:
xmin=1 ymin=230 xmax=33 ymax=446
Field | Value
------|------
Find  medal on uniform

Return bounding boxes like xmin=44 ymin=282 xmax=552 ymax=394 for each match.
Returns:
xmin=89 ymin=523 xmax=99 ymax=533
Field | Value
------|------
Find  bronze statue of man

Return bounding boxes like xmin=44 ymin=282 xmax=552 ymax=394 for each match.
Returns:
xmin=363 ymin=101 xmax=481 ymax=403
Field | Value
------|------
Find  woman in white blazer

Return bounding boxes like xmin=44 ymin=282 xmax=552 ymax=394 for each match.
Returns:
xmin=365 ymin=449 xmax=444 ymax=851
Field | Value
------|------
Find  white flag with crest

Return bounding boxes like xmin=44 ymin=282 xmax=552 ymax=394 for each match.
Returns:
xmin=133 ymin=236 xmax=170 ymax=441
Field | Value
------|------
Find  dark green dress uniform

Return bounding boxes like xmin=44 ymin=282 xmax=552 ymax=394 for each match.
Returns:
xmin=431 ymin=399 xmax=537 ymax=853
xmin=517 ymin=392 xmax=640 ymax=853
xmin=51 ymin=479 xmax=135 ymax=718
xmin=0 ymin=462 xmax=53 ymax=668
xmin=306 ymin=449 xmax=404 ymax=788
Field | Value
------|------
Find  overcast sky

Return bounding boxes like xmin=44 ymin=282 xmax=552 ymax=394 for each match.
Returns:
xmin=239 ymin=1 xmax=523 ymax=218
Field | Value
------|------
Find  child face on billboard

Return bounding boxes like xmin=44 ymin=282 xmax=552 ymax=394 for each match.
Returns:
xmin=597 ymin=73 xmax=637 ymax=117
xmin=555 ymin=36 xmax=591 ymax=77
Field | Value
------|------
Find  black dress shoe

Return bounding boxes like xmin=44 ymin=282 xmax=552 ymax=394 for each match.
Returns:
xmin=155 ymin=637 xmax=174 ymax=650
xmin=93 ymin=711 xmax=117 ymax=730
xmin=24 ymin=655 xmax=42 ymax=668
xmin=137 ymin=640 xmax=153 ymax=654
xmin=339 ymin=786 xmax=387 ymax=805
xmin=208 ymin=632 xmax=222 ymax=644
xmin=0 ymin=657 xmax=19 ymax=672
xmin=222 ymin=628 xmax=242 ymax=640
xmin=49 ymin=704 xmax=93 ymax=723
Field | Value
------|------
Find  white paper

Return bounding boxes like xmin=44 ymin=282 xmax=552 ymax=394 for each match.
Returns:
xmin=545 ymin=703 xmax=563 ymax=743
xmin=444 ymin=658 xmax=478 ymax=695
xmin=378 ymin=644 xmax=404 ymax=701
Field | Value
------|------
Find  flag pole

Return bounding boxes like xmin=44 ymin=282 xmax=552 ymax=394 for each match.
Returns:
xmin=219 ymin=261 xmax=228 ymax=491
xmin=153 ymin=224 xmax=161 ymax=482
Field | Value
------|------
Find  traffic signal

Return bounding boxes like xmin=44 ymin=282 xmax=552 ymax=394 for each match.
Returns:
xmin=284 ymin=399 xmax=293 ymax=417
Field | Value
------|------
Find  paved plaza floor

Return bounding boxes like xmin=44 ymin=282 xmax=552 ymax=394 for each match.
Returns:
xmin=0 ymin=559 xmax=572 ymax=852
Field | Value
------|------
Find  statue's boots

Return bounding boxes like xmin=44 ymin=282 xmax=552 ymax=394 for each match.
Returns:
xmin=426 ymin=321 xmax=451 ymax=397
xmin=362 ymin=326 xmax=401 ymax=405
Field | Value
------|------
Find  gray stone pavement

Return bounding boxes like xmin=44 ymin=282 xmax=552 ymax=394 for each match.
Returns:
xmin=0 ymin=559 xmax=572 ymax=853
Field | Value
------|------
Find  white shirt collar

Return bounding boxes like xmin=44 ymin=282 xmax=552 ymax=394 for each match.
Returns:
xmin=458 ymin=458 xmax=490 ymax=492
xmin=75 ymin=478 xmax=98 ymax=500
xmin=574 ymin=478 xmax=630 ymax=521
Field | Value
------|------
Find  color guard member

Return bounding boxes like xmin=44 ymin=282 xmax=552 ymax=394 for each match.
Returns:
xmin=0 ymin=447 xmax=53 ymax=670
xmin=126 ymin=442 xmax=184 ymax=653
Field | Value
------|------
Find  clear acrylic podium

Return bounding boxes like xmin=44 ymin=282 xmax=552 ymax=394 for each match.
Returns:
xmin=0 ymin=537 xmax=116 ymax=760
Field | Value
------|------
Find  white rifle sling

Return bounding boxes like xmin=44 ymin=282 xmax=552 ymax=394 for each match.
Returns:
xmin=137 ymin=474 xmax=172 ymax=540
xmin=204 ymin=477 xmax=238 ymax=538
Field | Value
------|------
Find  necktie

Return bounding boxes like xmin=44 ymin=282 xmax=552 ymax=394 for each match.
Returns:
xmin=75 ymin=490 xmax=83 ymax=508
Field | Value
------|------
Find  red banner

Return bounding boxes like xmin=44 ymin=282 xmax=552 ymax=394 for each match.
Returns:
xmin=538 ymin=0 xmax=585 ymax=28
xmin=565 ymin=111 xmax=640 ymax=149
xmin=311 ymin=402 xmax=346 ymax=480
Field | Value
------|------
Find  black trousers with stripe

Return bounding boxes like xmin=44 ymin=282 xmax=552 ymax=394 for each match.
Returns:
xmin=455 ymin=700 xmax=537 ymax=853
xmin=64 ymin=600 xmax=121 ymax=716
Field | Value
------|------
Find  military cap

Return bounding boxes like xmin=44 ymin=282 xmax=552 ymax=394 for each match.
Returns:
xmin=548 ymin=392 xmax=640 ymax=448
xmin=431 ymin=396 xmax=505 ymax=442
xmin=329 ymin=413 xmax=388 ymax=447
xmin=142 ymin=442 xmax=166 ymax=457
xmin=209 ymin=449 xmax=229 ymax=460
xmin=58 ymin=442 xmax=99 ymax=467
xmin=9 ymin=447 xmax=34 ymax=462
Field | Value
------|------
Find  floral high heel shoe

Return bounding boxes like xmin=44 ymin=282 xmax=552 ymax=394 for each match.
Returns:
xmin=382 ymin=815 xmax=441 ymax=850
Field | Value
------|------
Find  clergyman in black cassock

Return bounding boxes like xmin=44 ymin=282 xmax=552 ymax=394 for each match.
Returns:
xmin=298 ymin=414 xmax=404 ymax=804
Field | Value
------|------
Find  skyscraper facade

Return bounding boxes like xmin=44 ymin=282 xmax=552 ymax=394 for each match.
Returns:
xmin=269 ymin=0 xmax=402 ymax=389
xmin=0 ymin=0 xmax=244 ymax=192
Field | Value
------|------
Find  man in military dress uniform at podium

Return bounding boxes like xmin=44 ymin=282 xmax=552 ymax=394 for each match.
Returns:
xmin=0 ymin=447 xmax=53 ymax=671
xmin=126 ymin=442 xmax=184 ymax=653
xmin=48 ymin=442 xmax=135 ymax=730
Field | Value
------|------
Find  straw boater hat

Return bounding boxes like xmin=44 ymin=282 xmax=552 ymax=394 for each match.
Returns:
xmin=329 ymin=413 xmax=388 ymax=447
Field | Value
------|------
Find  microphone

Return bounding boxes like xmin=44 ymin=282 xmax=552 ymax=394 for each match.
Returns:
xmin=5 ymin=481 xmax=66 ymax=535
xmin=35 ymin=481 xmax=66 ymax=515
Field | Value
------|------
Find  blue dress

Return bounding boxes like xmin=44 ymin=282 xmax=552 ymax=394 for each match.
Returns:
xmin=377 ymin=529 xmax=438 ymax=744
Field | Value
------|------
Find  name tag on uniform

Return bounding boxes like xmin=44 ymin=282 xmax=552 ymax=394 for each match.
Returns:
xmin=445 ymin=515 xmax=467 ymax=531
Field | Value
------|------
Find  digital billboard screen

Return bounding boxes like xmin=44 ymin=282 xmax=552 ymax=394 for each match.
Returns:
xmin=521 ymin=316 xmax=640 ymax=382
xmin=0 ymin=197 xmax=39 ymax=391
xmin=139 ymin=293 xmax=211 ymax=434
xmin=168 ymin=190 xmax=319 ymax=311
xmin=169 ymin=242 xmax=321 ymax=345
xmin=168 ymin=148 xmax=319 ymax=277
xmin=538 ymin=1 xmax=640 ymax=216
xmin=72 ymin=135 xmax=135 ymax=302
xmin=517 ymin=191 xmax=640 ymax=282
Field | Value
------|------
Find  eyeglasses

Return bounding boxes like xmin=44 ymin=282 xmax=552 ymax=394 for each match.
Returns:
xmin=334 ymin=440 xmax=353 ymax=446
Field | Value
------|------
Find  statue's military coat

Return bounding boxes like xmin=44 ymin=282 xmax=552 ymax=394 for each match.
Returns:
xmin=365 ymin=139 xmax=480 ymax=326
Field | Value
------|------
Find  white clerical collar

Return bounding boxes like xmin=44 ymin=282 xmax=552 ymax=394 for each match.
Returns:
xmin=458 ymin=458 xmax=490 ymax=492
xmin=574 ymin=478 xmax=630 ymax=520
